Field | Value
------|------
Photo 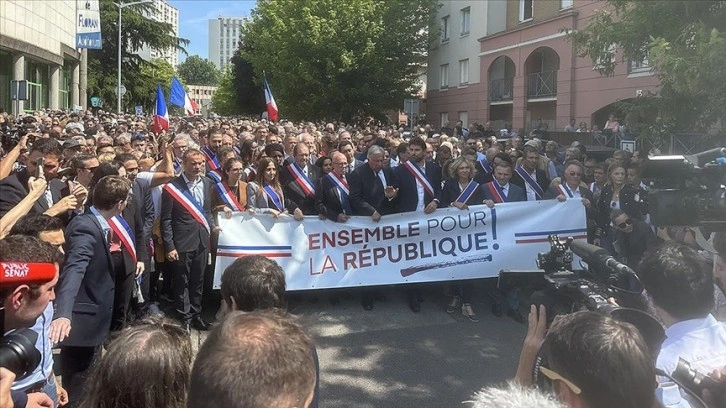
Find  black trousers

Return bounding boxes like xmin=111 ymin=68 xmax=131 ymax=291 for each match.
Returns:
xmin=110 ymin=252 xmax=133 ymax=331
xmin=172 ymin=246 xmax=208 ymax=322
xmin=59 ymin=345 xmax=100 ymax=408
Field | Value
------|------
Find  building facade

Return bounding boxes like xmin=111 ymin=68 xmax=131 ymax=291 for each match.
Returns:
xmin=187 ymin=84 xmax=217 ymax=115
xmin=208 ymin=17 xmax=246 ymax=70
xmin=136 ymin=0 xmax=179 ymax=68
xmin=0 ymin=0 xmax=84 ymax=114
xmin=426 ymin=0 xmax=659 ymax=132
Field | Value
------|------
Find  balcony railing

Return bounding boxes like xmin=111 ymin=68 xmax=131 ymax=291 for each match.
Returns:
xmin=527 ymin=71 xmax=557 ymax=98
xmin=490 ymin=78 xmax=514 ymax=102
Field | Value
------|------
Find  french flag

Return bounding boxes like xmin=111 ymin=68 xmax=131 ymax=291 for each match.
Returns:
xmin=263 ymin=74 xmax=279 ymax=122
xmin=152 ymin=84 xmax=169 ymax=133
xmin=170 ymin=76 xmax=198 ymax=116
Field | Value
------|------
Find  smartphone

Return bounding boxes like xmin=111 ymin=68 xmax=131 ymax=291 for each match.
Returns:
xmin=35 ymin=157 xmax=45 ymax=178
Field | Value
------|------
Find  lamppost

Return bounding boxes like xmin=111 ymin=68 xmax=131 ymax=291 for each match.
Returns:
xmin=115 ymin=0 xmax=153 ymax=114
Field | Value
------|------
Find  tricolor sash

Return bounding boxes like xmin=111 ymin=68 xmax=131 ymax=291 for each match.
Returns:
xmin=454 ymin=179 xmax=479 ymax=204
xmin=288 ymin=163 xmax=315 ymax=197
xmin=201 ymin=146 xmax=221 ymax=171
xmin=233 ymin=145 xmax=241 ymax=157
xmin=244 ymin=166 xmax=257 ymax=182
xmin=109 ymin=215 xmax=137 ymax=263
xmin=327 ymin=172 xmax=352 ymax=214
xmin=479 ymin=158 xmax=493 ymax=173
xmin=485 ymin=181 xmax=508 ymax=203
xmin=163 ymin=182 xmax=211 ymax=233
xmin=207 ymin=171 xmax=243 ymax=212
xmin=263 ymin=185 xmax=285 ymax=211
xmin=515 ymin=166 xmax=544 ymax=199
xmin=403 ymin=161 xmax=435 ymax=198
xmin=558 ymin=183 xmax=575 ymax=198
xmin=173 ymin=158 xmax=182 ymax=174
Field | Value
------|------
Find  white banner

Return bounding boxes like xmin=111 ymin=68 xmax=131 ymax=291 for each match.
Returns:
xmin=214 ymin=200 xmax=587 ymax=291
xmin=77 ymin=0 xmax=102 ymax=49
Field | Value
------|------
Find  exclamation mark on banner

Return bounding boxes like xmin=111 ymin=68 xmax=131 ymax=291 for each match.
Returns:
xmin=490 ymin=208 xmax=497 ymax=240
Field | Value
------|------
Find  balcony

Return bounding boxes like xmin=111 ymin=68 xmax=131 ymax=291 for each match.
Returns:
xmin=490 ymin=78 xmax=513 ymax=102
xmin=527 ymin=71 xmax=557 ymax=99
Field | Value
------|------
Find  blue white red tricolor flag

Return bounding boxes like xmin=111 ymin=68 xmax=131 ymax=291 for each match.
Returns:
xmin=169 ymin=76 xmax=197 ymax=116
xmin=216 ymin=245 xmax=292 ymax=259
xmin=263 ymin=74 xmax=279 ymax=122
xmin=152 ymin=84 xmax=169 ymax=133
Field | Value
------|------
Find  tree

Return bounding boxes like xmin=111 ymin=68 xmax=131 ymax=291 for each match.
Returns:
xmin=87 ymin=0 xmax=188 ymax=112
xmin=230 ymin=45 xmax=266 ymax=116
xmin=177 ymin=55 xmax=220 ymax=86
xmin=568 ymin=1 xmax=726 ymax=136
xmin=211 ymin=65 xmax=238 ymax=116
xmin=241 ymin=0 xmax=438 ymax=122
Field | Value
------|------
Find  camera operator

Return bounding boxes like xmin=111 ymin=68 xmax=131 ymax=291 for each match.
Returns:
xmin=638 ymin=241 xmax=726 ymax=406
xmin=1 ymin=235 xmax=63 ymax=408
xmin=513 ymin=306 xmax=656 ymax=408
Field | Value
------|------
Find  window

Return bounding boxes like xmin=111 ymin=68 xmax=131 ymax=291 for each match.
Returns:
xmin=460 ymin=7 xmax=470 ymax=35
xmin=593 ymin=43 xmax=616 ymax=72
xmin=520 ymin=0 xmax=534 ymax=22
xmin=440 ymin=64 xmax=449 ymax=89
xmin=561 ymin=0 xmax=573 ymax=9
xmin=440 ymin=112 xmax=449 ymax=128
xmin=459 ymin=59 xmax=469 ymax=85
xmin=629 ymin=55 xmax=652 ymax=74
xmin=441 ymin=15 xmax=450 ymax=42
xmin=459 ymin=112 xmax=468 ymax=128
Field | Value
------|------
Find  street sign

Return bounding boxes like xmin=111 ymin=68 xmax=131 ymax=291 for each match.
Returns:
xmin=90 ymin=96 xmax=102 ymax=107
xmin=117 ymin=84 xmax=127 ymax=96
xmin=10 ymin=80 xmax=28 ymax=100
xmin=135 ymin=105 xmax=143 ymax=116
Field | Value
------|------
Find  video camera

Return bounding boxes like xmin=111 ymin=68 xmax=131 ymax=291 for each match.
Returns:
xmin=642 ymin=147 xmax=726 ymax=230
xmin=0 ymin=262 xmax=57 ymax=379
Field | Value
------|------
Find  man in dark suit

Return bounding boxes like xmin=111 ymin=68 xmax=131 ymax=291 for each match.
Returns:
xmin=0 ymin=138 xmax=81 ymax=221
xmin=338 ymin=141 xmax=365 ymax=174
xmin=160 ymin=148 xmax=217 ymax=332
xmin=481 ymin=161 xmax=527 ymax=322
xmin=393 ymin=137 xmax=441 ymax=312
xmin=315 ymin=152 xmax=352 ymax=223
xmin=50 ymin=175 xmax=132 ymax=407
xmin=348 ymin=146 xmax=398 ymax=310
xmin=280 ymin=143 xmax=320 ymax=215
xmin=511 ymin=145 xmax=550 ymax=201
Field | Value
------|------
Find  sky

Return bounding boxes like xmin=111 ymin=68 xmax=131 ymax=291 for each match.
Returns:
xmin=169 ymin=0 xmax=256 ymax=63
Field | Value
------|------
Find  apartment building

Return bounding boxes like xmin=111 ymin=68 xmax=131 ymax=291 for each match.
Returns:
xmin=187 ymin=84 xmax=217 ymax=115
xmin=426 ymin=0 xmax=659 ymax=132
xmin=208 ymin=17 xmax=246 ymax=70
xmin=136 ymin=0 xmax=180 ymax=68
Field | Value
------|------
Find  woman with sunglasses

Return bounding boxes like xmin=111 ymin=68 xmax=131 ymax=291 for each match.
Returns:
xmin=595 ymin=162 xmax=643 ymax=249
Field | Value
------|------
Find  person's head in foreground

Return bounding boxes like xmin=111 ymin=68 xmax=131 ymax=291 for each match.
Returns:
xmin=188 ymin=310 xmax=316 ymax=408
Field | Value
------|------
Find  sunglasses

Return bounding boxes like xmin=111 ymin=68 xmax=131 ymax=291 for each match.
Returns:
xmin=567 ymin=172 xmax=583 ymax=177
xmin=540 ymin=366 xmax=582 ymax=395
xmin=617 ymin=219 xmax=633 ymax=229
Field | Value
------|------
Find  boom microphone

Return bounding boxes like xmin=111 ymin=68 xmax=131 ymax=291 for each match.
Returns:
xmin=0 ymin=262 xmax=57 ymax=287
xmin=569 ymin=241 xmax=636 ymax=277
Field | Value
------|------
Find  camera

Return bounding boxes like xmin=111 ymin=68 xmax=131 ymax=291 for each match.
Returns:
xmin=0 ymin=328 xmax=40 ymax=380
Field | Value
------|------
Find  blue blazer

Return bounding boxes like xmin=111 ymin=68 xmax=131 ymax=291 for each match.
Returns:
xmin=55 ymin=213 xmax=115 ymax=347
xmin=393 ymin=161 xmax=442 ymax=213
xmin=480 ymin=182 xmax=527 ymax=203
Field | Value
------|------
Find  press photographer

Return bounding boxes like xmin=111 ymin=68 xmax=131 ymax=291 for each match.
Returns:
xmin=1 ymin=235 xmax=62 ymax=407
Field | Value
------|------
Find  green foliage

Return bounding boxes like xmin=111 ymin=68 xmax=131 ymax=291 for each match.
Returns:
xmin=177 ymin=55 xmax=220 ymax=86
xmin=568 ymin=1 xmax=726 ymax=136
xmin=240 ymin=0 xmax=438 ymax=122
xmin=230 ymin=45 xmax=267 ymax=117
xmin=87 ymin=0 xmax=188 ymax=112
xmin=211 ymin=65 xmax=238 ymax=116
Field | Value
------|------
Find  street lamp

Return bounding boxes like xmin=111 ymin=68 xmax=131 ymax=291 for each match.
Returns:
xmin=115 ymin=0 xmax=153 ymax=114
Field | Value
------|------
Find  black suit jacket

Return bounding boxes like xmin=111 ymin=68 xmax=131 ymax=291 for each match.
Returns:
xmin=440 ymin=178 xmax=483 ymax=207
xmin=280 ymin=163 xmax=321 ymax=215
xmin=595 ymin=183 xmax=643 ymax=230
xmin=349 ymin=165 xmax=397 ymax=216
xmin=481 ymin=182 xmax=527 ymax=203
xmin=0 ymin=168 xmax=65 ymax=218
xmin=119 ymin=179 xmax=154 ymax=274
xmin=393 ymin=161 xmax=442 ymax=213
xmin=510 ymin=167 xmax=550 ymax=200
xmin=314 ymin=174 xmax=349 ymax=221
xmin=55 ymin=213 xmax=115 ymax=347
xmin=160 ymin=175 xmax=215 ymax=253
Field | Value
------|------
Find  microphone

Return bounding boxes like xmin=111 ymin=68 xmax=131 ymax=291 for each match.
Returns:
xmin=0 ymin=262 xmax=57 ymax=286
xmin=569 ymin=241 xmax=636 ymax=277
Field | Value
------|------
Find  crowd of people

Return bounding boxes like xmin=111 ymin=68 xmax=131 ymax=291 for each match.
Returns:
xmin=0 ymin=108 xmax=724 ymax=408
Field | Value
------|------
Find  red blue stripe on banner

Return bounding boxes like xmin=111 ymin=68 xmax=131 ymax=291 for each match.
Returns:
xmin=216 ymin=245 xmax=293 ymax=258
xmin=514 ymin=228 xmax=588 ymax=244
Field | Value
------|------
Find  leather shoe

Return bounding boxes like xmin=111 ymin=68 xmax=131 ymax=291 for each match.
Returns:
xmin=408 ymin=297 xmax=421 ymax=313
xmin=492 ymin=303 xmax=503 ymax=317
xmin=191 ymin=317 xmax=210 ymax=331
xmin=508 ymin=309 xmax=525 ymax=324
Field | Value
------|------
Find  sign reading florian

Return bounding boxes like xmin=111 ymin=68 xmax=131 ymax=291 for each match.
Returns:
xmin=77 ymin=0 xmax=102 ymax=49
xmin=213 ymin=200 xmax=587 ymax=291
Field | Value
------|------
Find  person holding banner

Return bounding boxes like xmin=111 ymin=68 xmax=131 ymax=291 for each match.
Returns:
xmin=546 ymin=160 xmax=596 ymax=242
xmin=441 ymin=157 xmax=482 ymax=321
xmin=393 ymin=137 xmax=442 ymax=312
xmin=247 ymin=157 xmax=304 ymax=220
xmin=160 ymin=149 xmax=217 ymax=332
xmin=482 ymin=161 xmax=527 ymax=322
xmin=280 ymin=143 xmax=320 ymax=215
xmin=315 ymin=152 xmax=352 ymax=222
xmin=212 ymin=157 xmax=247 ymax=213
xmin=511 ymin=145 xmax=550 ymax=202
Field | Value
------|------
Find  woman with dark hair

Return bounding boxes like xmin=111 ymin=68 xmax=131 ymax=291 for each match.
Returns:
xmin=212 ymin=157 xmax=247 ymax=212
xmin=238 ymin=139 xmax=257 ymax=182
xmin=86 ymin=161 xmax=124 ymax=209
xmin=79 ymin=318 xmax=192 ymax=408
xmin=315 ymin=156 xmax=332 ymax=177
xmin=246 ymin=157 xmax=303 ymax=220
xmin=595 ymin=162 xmax=643 ymax=249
